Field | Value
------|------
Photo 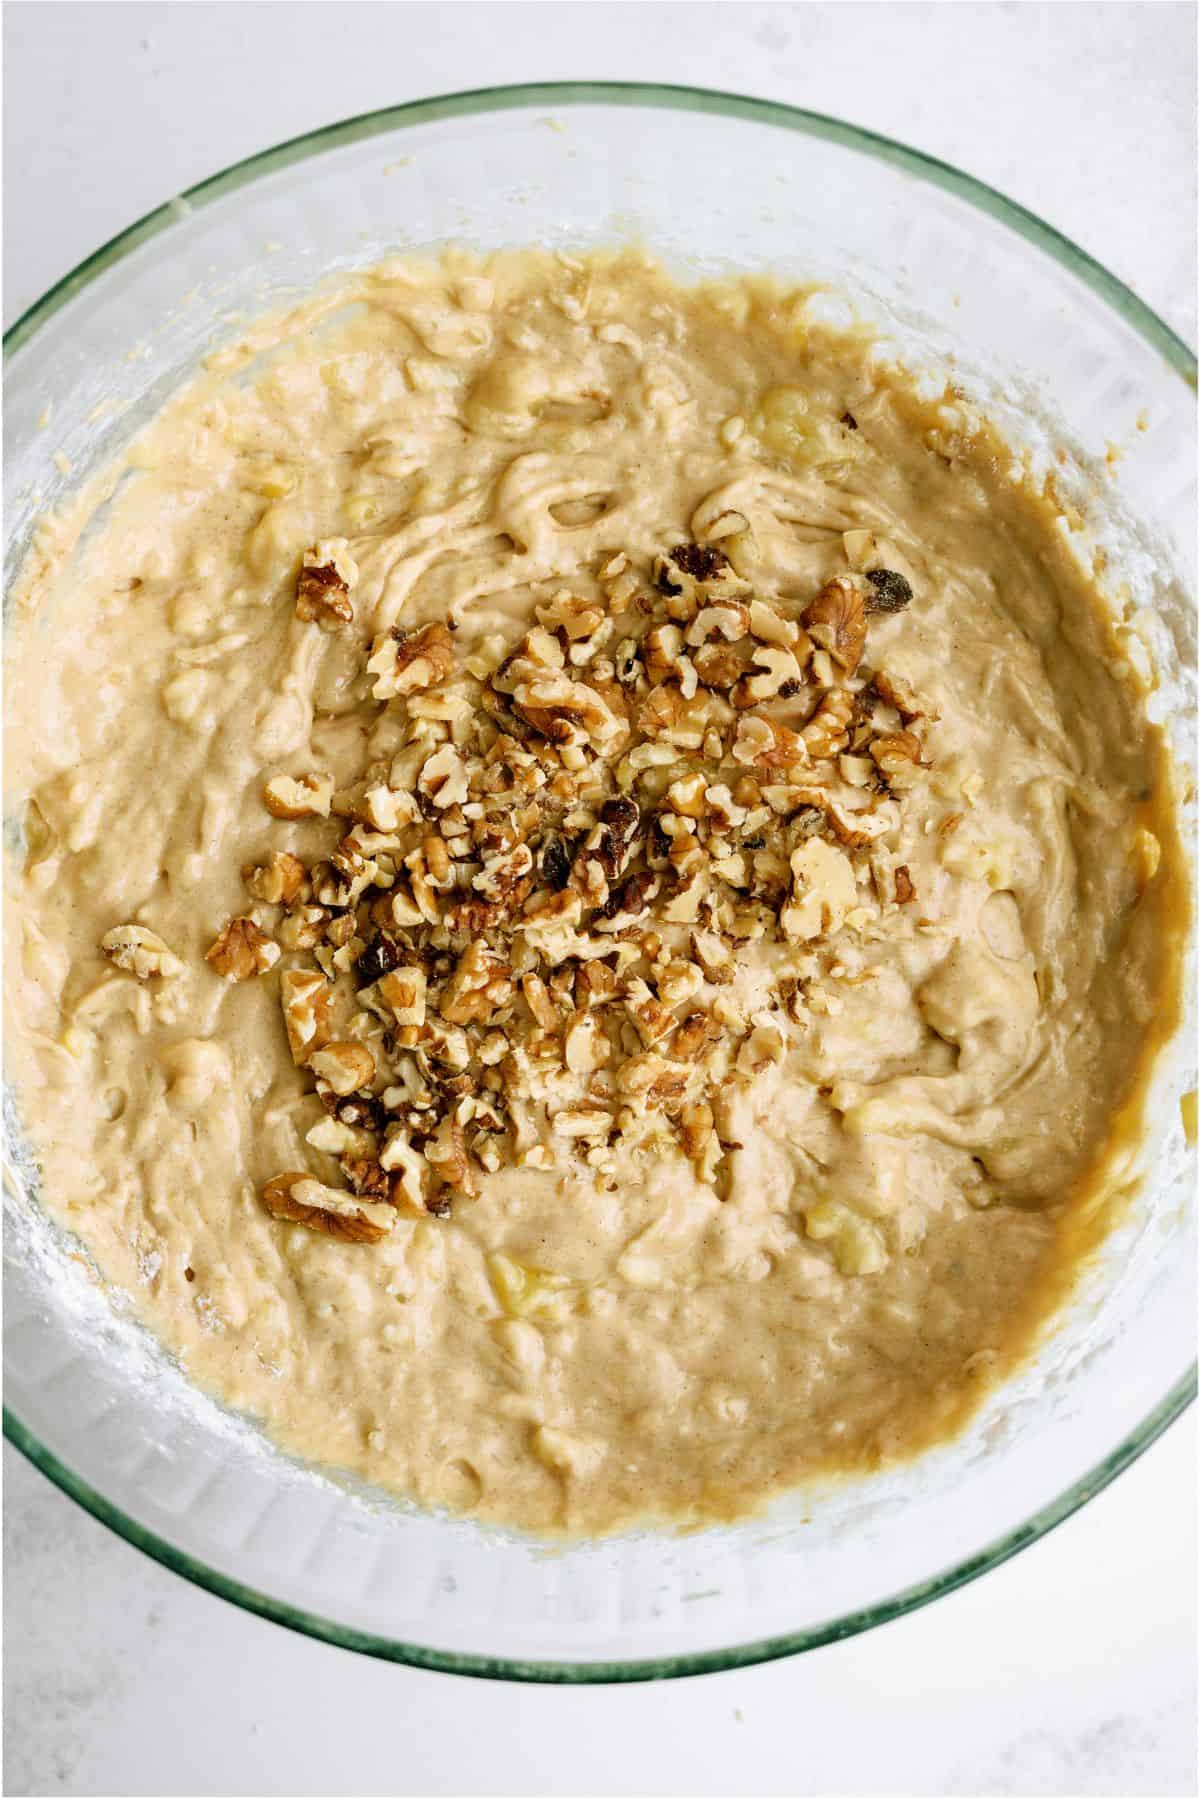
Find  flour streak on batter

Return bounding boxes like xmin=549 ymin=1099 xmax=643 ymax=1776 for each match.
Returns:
xmin=5 ymin=250 xmax=1184 ymax=1535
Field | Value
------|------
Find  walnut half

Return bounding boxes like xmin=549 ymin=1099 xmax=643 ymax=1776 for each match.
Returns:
xmin=802 ymin=578 xmax=866 ymax=676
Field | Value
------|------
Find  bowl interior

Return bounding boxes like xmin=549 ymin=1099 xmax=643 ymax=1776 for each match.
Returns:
xmin=4 ymin=86 xmax=1195 ymax=1678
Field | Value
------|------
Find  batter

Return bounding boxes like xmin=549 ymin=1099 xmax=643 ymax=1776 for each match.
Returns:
xmin=5 ymin=250 xmax=1184 ymax=1534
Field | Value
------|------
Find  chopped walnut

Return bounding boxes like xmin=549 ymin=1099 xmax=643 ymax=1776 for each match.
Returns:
xmin=309 ymin=1040 xmax=376 ymax=1095
xmin=638 ymin=683 xmax=713 ymax=749
xmin=366 ymin=621 xmax=457 ymax=699
xmin=693 ymin=640 xmax=745 ymax=690
xmin=748 ymin=599 xmax=807 ymax=654
xmin=780 ymin=839 xmax=857 ymax=941
xmin=278 ymin=904 xmax=330 ymax=951
xmin=263 ymin=771 xmax=334 ymax=820
xmin=801 ymin=690 xmax=855 ymax=759
xmin=691 ymin=929 xmax=735 ymax=984
xmin=894 ymin=864 xmax=916 ymax=905
xmin=306 ymin=1115 xmax=377 ymax=1158
xmin=361 ymin=784 xmax=420 ymax=831
xmin=243 ymin=850 xmax=306 ymax=905
xmin=377 ymin=965 xmax=427 ymax=1026
xmin=521 ymin=972 xmax=560 ymax=1032
xmin=564 ymin=1012 xmax=608 ymax=1073
xmin=802 ymin=579 xmax=867 ymax=675
xmin=617 ymin=1052 xmax=690 ymax=1103
xmin=731 ymin=715 xmax=807 ymax=769
xmin=575 ymin=961 xmax=617 ymax=1007
xmin=654 ymin=542 xmax=748 ymax=612
xmin=261 ymin=1171 xmax=395 ymax=1243
xmin=474 ymin=841 xmax=534 ymax=902
xmin=418 ymin=743 xmax=470 ymax=809
xmin=513 ymin=672 xmax=625 ymax=752
xmin=788 ymin=784 xmax=893 ymax=850
xmin=232 ymin=537 xmax=928 ymax=1232
xmin=737 ymin=1019 xmax=786 ymax=1074
xmin=296 ymin=540 xmax=357 ymax=628
xmin=673 ymin=1010 xmax=718 ymax=1059
xmin=100 ymin=924 xmax=184 ymax=980
xmin=205 ymin=916 xmax=280 ymax=981
xmin=871 ymin=668 xmax=928 ymax=725
xmin=735 ymin=643 xmax=806 ymax=705
xmin=341 ymin=1156 xmax=392 ymax=1201
xmin=623 ymin=977 xmax=675 ymax=1047
xmin=665 ymin=771 xmax=707 ymax=818
xmin=642 ymin=623 xmax=684 ymax=684
xmin=535 ymin=591 xmax=610 ymax=663
xmin=379 ymin=1128 xmax=432 ymax=1212
xmin=686 ymin=602 xmax=750 ymax=646
xmin=280 ymin=968 xmax=332 ymax=1065
xmin=425 ymin=1111 xmax=475 ymax=1199
xmin=552 ymin=1107 xmax=612 ymax=1139
xmin=870 ymin=730 xmax=926 ymax=789
xmin=679 ymin=1100 xmax=720 ymax=1177
xmin=439 ymin=941 xmax=514 ymax=1025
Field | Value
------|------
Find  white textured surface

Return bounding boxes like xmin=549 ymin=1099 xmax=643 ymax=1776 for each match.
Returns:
xmin=3 ymin=4 xmax=1196 ymax=1794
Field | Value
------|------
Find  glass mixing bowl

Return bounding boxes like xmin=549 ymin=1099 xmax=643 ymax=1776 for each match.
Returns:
xmin=4 ymin=83 xmax=1195 ymax=1682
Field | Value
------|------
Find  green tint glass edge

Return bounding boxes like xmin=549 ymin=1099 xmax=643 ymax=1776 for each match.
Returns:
xmin=4 ymin=82 xmax=1196 ymax=378
xmin=4 ymin=80 xmax=1196 ymax=1681
xmin=6 ymin=1369 xmax=1195 ymax=1683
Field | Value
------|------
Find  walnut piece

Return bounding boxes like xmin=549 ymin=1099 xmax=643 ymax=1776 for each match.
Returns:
xmin=871 ymin=669 xmax=929 ymax=725
xmin=261 ymin=1171 xmax=395 ymax=1243
xmin=341 ymin=1156 xmax=392 ymax=1201
xmin=513 ymin=672 xmax=625 ymax=752
xmin=870 ymin=730 xmax=926 ymax=790
xmin=243 ymin=850 xmax=307 ymax=905
xmin=280 ymin=968 xmax=332 ymax=1064
xmin=377 ymin=966 xmax=427 ymax=1026
xmin=101 ymin=924 xmax=184 ymax=980
xmin=205 ymin=916 xmax=281 ymax=981
xmin=418 ymin=743 xmax=470 ymax=808
xmin=736 ymin=643 xmax=806 ymax=705
xmin=691 ymin=929 xmax=734 ymax=984
xmin=780 ymin=839 xmax=858 ymax=941
xmin=309 ymin=1040 xmax=376 ymax=1095
xmin=731 ymin=715 xmax=808 ymax=769
xmin=439 ymin=941 xmax=514 ymax=1025
xmin=802 ymin=579 xmax=867 ymax=675
xmin=366 ymin=622 xmax=457 ymax=699
xmin=296 ymin=540 xmax=357 ymax=628
xmin=801 ymin=690 xmax=855 ymax=759
xmin=263 ymin=772 xmax=334 ymax=819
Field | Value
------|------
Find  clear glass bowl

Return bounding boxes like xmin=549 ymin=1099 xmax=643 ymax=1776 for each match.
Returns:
xmin=4 ymin=83 xmax=1195 ymax=1682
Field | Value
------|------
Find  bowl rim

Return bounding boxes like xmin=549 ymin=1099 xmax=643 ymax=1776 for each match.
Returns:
xmin=5 ymin=79 xmax=1197 ymax=378
xmin=4 ymin=78 xmax=1196 ymax=1684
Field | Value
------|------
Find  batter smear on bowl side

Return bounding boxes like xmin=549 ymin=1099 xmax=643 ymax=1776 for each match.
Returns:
xmin=6 ymin=251 xmax=1185 ymax=1535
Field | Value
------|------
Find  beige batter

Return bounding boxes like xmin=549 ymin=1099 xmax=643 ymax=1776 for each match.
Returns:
xmin=5 ymin=250 xmax=1185 ymax=1535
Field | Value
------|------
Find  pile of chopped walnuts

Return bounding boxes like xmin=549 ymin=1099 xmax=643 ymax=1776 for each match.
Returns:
xmin=116 ymin=538 xmax=931 ymax=1242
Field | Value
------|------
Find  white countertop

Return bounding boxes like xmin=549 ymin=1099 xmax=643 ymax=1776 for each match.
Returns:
xmin=4 ymin=6 xmax=1196 ymax=1794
